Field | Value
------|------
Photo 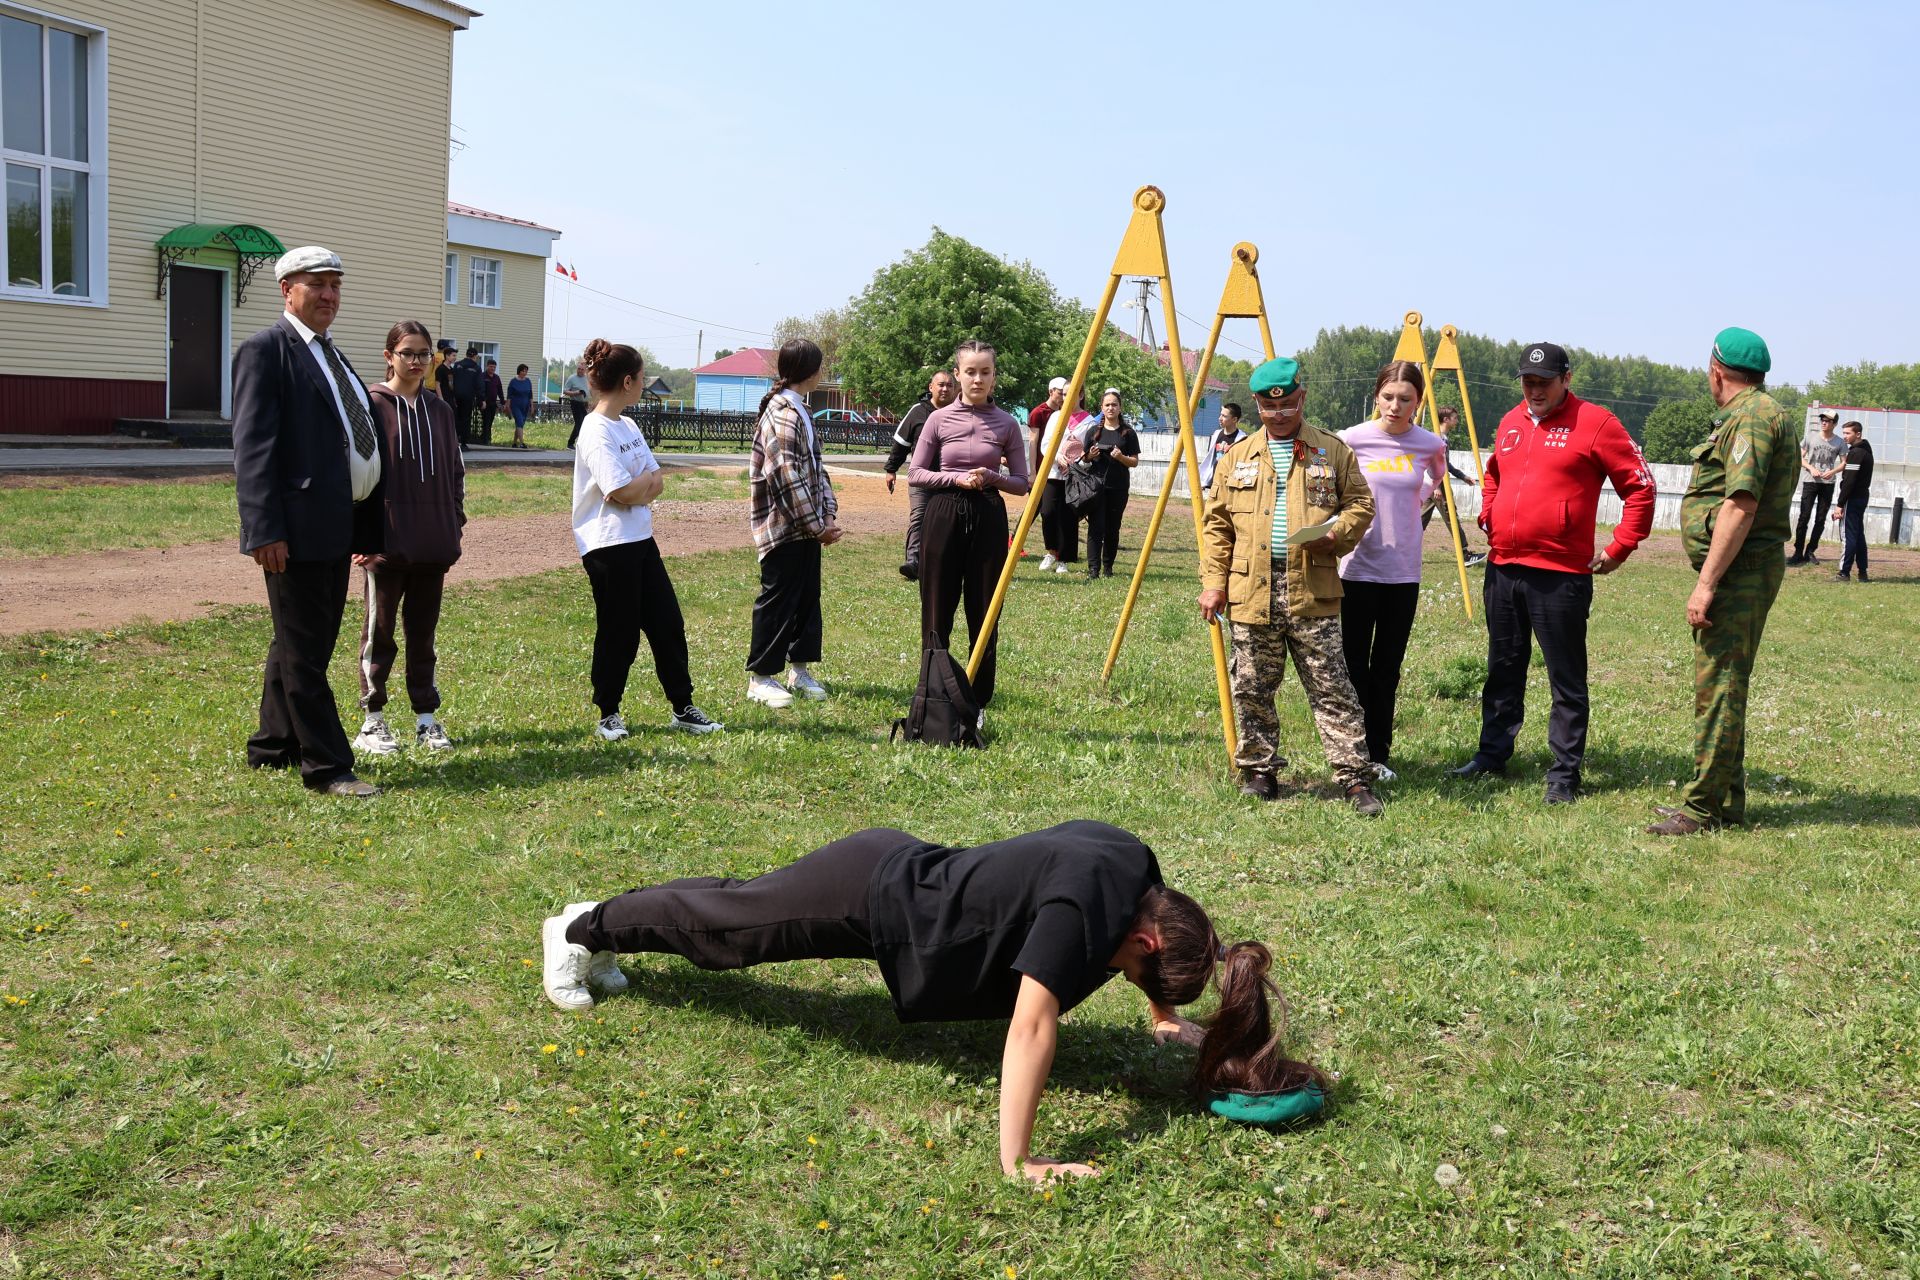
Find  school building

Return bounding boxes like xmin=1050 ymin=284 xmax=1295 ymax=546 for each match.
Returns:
xmin=441 ymin=201 xmax=560 ymax=387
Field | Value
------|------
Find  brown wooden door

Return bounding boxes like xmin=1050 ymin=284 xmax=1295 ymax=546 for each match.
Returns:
xmin=169 ymin=267 xmax=224 ymax=416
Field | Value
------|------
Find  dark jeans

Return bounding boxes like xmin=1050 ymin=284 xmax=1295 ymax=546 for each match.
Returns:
xmin=566 ymin=399 xmax=589 ymax=449
xmin=1038 ymin=477 xmax=1081 ymax=562
xmin=1793 ymin=482 xmax=1833 ymax=557
xmin=247 ymin=556 xmax=355 ymax=787
xmin=357 ymin=562 xmax=446 ymax=714
xmin=569 ymin=827 xmax=907 ymax=965
xmin=1475 ymin=561 xmax=1592 ymax=787
xmin=1838 ymin=497 xmax=1869 ymax=577
xmin=581 ymin=537 xmax=695 ymax=717
xmin=745 ymin=538 xmax=823 ymax=676
xmin=1085 ymin=486 xmax=1130 ymax=575
xmin=480 ymin=402 xmax=498 ymax=444
xmin=1339 ymin=578 xmax=1420 ymax=765
xmin=920 ymin=489 xmax=1008 ymax=706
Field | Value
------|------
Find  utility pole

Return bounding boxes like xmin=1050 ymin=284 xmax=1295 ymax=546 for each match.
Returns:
xmin=1129 ymin=277 xmax=1157 ymax=350
xmin=696 ymin=329 xmax=703 ymax=370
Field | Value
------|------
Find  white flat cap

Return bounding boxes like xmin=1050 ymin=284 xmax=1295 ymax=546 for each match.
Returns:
xmin=275 ymin=245 xmax=344 ymax=281
xmin=1047 ymin=376 xmax=1069 ymax=391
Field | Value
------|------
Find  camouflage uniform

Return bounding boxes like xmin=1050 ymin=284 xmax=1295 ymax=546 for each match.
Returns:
xmin=1676 ymin=386 xmax=1797 ymax=827
xmin=1228 ymin=570 xmax=1372 ymax=789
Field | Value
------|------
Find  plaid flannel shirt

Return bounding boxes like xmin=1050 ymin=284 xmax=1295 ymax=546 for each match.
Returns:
xmin=750 ymin=393 xmax=838 ymax=558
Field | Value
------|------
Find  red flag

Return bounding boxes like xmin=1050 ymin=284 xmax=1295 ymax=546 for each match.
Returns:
xmin=568 ymin=265 xmax=579 ymax=281
xmin=554 ymin=261 xmax=568 ymax=276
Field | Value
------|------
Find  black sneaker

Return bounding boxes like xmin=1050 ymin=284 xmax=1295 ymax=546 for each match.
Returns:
xmin=1346 ymin=784 xmax=1384 ymax=817
xmin=1238 ymin=771 xmax=1280 ymax=801
xmin=670 ymin=704 xmax=724 ymax=734
xmin=898 ymin=561 xmax=919 ymax=582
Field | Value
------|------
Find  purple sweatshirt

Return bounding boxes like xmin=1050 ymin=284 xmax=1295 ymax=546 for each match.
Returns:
xmin=1337 ymin=420 xmax=1446 ymax=584
xmin=908 ymin=399 xmax=1032 ymax=495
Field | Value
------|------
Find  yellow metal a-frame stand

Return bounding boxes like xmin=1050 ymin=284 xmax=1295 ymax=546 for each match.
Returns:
xmin=970 ymin=186 xmax=1237 ymax=765
xmin=1101 ymin=243 xmax=1276 ymax=732
xmin=1393 ymin=311 xmax=1475 ymax=621
xmin=1429 ymin=323 xmax=1488 ymax=484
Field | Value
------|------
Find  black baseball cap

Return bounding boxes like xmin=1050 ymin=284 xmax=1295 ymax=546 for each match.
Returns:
xmin=1518 ymin=343 xmax=1570 ymax=378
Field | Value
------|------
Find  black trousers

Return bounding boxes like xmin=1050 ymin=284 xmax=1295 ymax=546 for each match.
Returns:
xmin=453 ymin=396 xmax=476 ymax=447
xmin=1339 ymin=579 xmax=1420 ymax=765
xmin=1038 ymin=478 xmax=1080 ymax=562
xmin=920 ymin=489 xmax=1008 ymax=706
xmin=566 ymin=399 xmax=589 ymax=449
xmin=1793 ymin=482 xmax=1834 ymax=557
xmin=902 ymin=484 xmax=929 ymax=569
xmin=581 ymin=537 xmax=695 ymax=717
xmin=1085 ymin=486 xmax=1129 ymax=574
xmin=746 ymin=538 xmax=823 ymax=676
xmin=357 ymin=563 xmax=446 ymax=714
xmin=247 ymin=556 xmax=355 ymax=787
xmin=480 ymin=402 xmax=498 ymax=445
xmin=1475 ymin=562 xmax=1592 ymax=786
xmin=1839 ymin=497 xmax=1869 ymax=577
xmin=569 ymin=827 xmax=906 ymax=964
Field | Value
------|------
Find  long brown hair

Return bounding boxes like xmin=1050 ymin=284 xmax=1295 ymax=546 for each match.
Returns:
xmin=756 ymin=339 xmax=825 ymax=420
xmin=1373 ymin=359 xmax=1427 ymax=400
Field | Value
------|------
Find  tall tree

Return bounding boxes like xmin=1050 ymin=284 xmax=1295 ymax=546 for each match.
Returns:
xmin=773 ymin=307 xmax=849 ymax=373
xmin=1640 ymin=395 xmax=1719 ymax=464
xmin=1810 ymin=360 xmax=1920 ymax=409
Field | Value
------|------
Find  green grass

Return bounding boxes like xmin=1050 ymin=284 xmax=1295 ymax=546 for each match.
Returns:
xmin=0 ymin=466 xmax=749 ymax=558
xmin=1 ymin=516 xmax=1916 ymax=1278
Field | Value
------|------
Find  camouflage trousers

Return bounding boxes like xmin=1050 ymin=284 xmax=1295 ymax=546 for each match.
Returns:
xmin=1227 ymin=571 xmax=1371 ymax=789
xmin=1678 ymin=555 xmax=1785 ymax=827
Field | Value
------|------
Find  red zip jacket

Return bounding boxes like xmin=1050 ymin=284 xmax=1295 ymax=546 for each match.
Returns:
xmin=1479 ymin=392 xmax=1654 ymax=573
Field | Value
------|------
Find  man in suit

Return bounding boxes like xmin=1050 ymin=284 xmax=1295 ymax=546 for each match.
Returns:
xmin=232 ymin=245 xmax=387 ymax=798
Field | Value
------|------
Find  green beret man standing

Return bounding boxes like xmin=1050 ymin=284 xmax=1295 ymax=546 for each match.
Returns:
xmin=1197 ymin=358 xmax=1382 ymax=815
xmin=1648 ymin=328 xmax=1798 ymax=836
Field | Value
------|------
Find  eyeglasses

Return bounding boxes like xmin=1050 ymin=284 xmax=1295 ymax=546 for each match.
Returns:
xmin=393 ymin=350 xmax=433 ymax=362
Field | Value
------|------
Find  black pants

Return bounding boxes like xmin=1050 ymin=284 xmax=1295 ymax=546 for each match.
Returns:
xmin=247 ymin=556 xmax=355 ymax=787
xmin=1085 ymin=486 xmax=1129 ymax=575
xmin=746 ymin=538 xmax=823 ymax=676
xmin=1793 ymin=482 xmax=1833 ymax=557
xmin=357 ymin=563 xmax=446 ymax=714
xmin=1038 ymin=478 xmax=1080 ymax=562
xmin=1839 ymin=496 xmax=1869 ymax=577
xmin=1339 ymin=579 xmax=1420 ymax=765
xmin=1475 ymin=562 xmax=1592 ymax=787
xmin=921 ymin=489 xmax=1008 ymax=706
xmin=453 ymin=396 xmax=476 ymax=447
xmin=480 ymin=402 xmax=498 ymax=445
xmin=569 ymin=827 xmax=907 ymax=964
xmin=566 ymin=399 xmax=589 ymax=448
xmin=581 ymin=538 xmax=695 ymax=717
xmin=902 ymin=484 xmax=929 ymax=569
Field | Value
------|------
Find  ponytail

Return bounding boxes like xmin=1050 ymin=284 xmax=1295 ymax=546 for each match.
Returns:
xmin=757 ymin=338 xmax=825 ymax=420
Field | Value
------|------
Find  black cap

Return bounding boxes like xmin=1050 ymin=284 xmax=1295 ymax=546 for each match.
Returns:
xmin=436 ymin=339 xmax=455 ymax=351
xmin=1518 ymin=343 xmax=1570 ymax=378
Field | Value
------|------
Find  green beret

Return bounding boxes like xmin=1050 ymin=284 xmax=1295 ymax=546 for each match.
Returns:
xmin=1207 ymin=1083 xmax=1330 ymax=1128
xmin=1711 ymin=327 xmax=1771 ymax=376
xmin=1249 ymin=356 xmax=1303 ymax=397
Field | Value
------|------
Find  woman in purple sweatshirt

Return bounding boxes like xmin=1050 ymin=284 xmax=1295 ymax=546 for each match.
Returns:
xmin=907 ymin=340 xmax=1032 ymax=718
xmin=352 ymin=320 xmax=465 ymax=757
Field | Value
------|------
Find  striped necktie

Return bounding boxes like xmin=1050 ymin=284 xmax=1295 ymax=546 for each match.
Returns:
xmin=317 ymin=334 xmax=377 ymax=460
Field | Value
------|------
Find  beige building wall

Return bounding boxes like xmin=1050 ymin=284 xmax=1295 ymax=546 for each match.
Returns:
xmin=439 ymin=245 xmax=547 ymax=378
xmin=0 ymin=0 xmax=459 ymax=409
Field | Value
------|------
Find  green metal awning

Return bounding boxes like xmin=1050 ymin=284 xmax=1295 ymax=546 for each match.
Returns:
xmin=155 ymin=223 xmax=288 ymax=305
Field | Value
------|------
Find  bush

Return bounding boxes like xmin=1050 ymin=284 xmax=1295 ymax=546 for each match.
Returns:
xmin=1640 ymin=395 xmax=1719 ymax=464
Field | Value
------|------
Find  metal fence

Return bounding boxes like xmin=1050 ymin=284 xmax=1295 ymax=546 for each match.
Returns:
xmin=529 ymin=402 xmax=893 ymax=453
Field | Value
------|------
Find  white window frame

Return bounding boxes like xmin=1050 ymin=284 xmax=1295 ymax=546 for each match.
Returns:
xmin=467 ymin=255 xmax=501 ymax=309
xmin=443 ymin=251 xmax=457 ymax=305
xmin=472 ymin=340 xmax=499 ymax=374
xmin=0 ymin=2 xmax=107 ymax=307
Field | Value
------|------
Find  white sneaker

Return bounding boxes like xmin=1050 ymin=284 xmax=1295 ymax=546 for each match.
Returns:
xmin=975 ymin=709 xmax=986 ymax=737
xmin=1037 ymin=553 xmax=1057 ymax=573
xmin=353 ymin=714 xmax=400 ymax=756
xmin=565 ymin=901 xmax=628 ymax=992
xmin=670 ymin=704 xmax=724 ymax=733
xmin=416 ymin=717 xmax=454 ymax=750
xmin=747 ymin=675 xmax=794 ymax=708
xmin=542 ymin=905 xmax=597 ymax=1010
xmin=1373 ymin=762 xmax=1398 ymax=782
xmin=1054 ymin=563 xmax=1072 ymax=575
xmin=594 ymin=713 xmax=630 ymax=741
xmin=786 ymin=665 xmax=828 ymax=701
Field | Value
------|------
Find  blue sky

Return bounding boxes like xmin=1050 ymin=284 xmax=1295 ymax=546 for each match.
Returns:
xmin=448 ymin=0 xmax=1917 ymax=387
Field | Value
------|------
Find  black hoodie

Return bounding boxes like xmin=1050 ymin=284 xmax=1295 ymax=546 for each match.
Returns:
xmin=366 ymin=386 xmax=465 ymax=568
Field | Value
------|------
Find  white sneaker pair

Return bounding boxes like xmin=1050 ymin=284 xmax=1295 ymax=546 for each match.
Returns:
xmin=356 ymin=713 xmax=452 ymax=755
xmin=1037 ymin=553 xmax=1058 ymax=573
xmin=748 ymin=666 xmax=828 ymax=709
xmin=542 ymin=902 xmax=628 ymax=1011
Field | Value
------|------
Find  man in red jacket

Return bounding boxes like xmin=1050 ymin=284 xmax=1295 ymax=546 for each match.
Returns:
xmin=1451 ymin=343 xmax=1655 ymax=803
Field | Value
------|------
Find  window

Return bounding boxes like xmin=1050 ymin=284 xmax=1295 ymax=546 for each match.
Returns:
xmin=444 ymin=252 xmax=457 ymax=304
xmin=0 ymin=8 xmax=103 ymax=302
xmin=468 ymin=255 xmax=501 ymax=309
xmin=473 ymin=340 xmax=499 ymax=373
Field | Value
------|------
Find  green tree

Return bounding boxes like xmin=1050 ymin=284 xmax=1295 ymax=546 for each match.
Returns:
xmin=1809 ymin=360 xmax=1920 ymax=410
xmin=711 ymin=347 xmax=735 ymax=361
xmin=1640 ymin=395 xmax=1718 ymax=464
xmin=1039 ymin=310 xmax=1171 ymax=419
xmin=773 ymin=307 xmax=849 ymax=374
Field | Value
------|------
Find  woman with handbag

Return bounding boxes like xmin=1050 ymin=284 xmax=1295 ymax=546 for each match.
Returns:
xmin=1079 ymin=389 xmax=1141 ymax=579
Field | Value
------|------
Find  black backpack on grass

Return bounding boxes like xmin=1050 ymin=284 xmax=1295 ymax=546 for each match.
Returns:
xmin=891 ymin=646 xmax=984 ymax=749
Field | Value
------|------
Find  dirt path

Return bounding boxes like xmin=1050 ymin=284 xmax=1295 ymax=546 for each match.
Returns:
xmin=0 ymin=470 xmax=988 ymax=637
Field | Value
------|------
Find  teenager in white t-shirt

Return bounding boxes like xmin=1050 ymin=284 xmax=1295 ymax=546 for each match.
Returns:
xmin=571 ymin=339 xmax=722 ymax=740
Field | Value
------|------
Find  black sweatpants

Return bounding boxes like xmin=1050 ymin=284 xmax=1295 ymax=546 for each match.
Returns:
xmin=1038 ymin=478 xmax=1080 ymax=562
xmin=746 ymin=538 xmax=823 ymax=676
xmin=1838 ymin=496 xmax=1869 ymax=577
xmin=1084 ymin=486 xmax=1129 ymax=575
xmin=568 ymin=827 xmax=909 ymax=964
xmin=920 ymin=489 xmax=1008 ymax=706
xmin=1793 ymin=482 xmax=1833 ymax=557
xmin=1339 ymin=578 xmax=1420 ymax=765
xmin=453 ymin=396 xmax=476 ymax=448
xmin=581 ymin=537 xmax=695 ymax=718
xmin=1475 ymin=562 xmax=1592 ymax=787
xmin=357 ymin=562 xmax=447 ymax=714
xmin=247 ymin=556 xmax=355 ymax=787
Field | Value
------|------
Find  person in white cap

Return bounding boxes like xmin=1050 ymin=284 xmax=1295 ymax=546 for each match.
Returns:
xmin=1030 ymin=376 xmax=1079 ymax=573
xmin=231 ymin=246 xmax=388 ymax=798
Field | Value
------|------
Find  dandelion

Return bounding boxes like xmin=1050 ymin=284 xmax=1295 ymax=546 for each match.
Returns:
xmin=541 ymin=1044 xmax=558 ymax=1055
xmin=78 ymin=884 xmax=92 ymax=893
xmin=521 ymin=958 xmax=534 ymax=967
xmin=1007 ymin=1267 xmax=1019 ymax=1279
xmin=576 ymin=1047 xmax=585 ymax=1057
xmin=816 ymin=1220 xmax=830 ymax=1232
xmin=807 ymin=1134 xmax=819 ymax=1146
xmin=674 ymin=1146 xmax=688 ymax=1157
xmin=117 ymin=921 xmax=129 ymax=929
xmin=924 ymin=1138 xmax=934 ymax=1149
xmin=472 ymin=1148 xmax=485 ymax=1160
xmin=566 ymin=1106 xmax=580 ymax=1116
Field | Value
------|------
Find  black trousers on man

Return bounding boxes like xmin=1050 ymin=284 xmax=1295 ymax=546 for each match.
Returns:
xmin=568 ymin=827 xmax=905 ymax=964
xmin=1038 ymin=477 xmax=1080 ymax=563
xmin=1085 ymin=486 xmax=1130 ymax=576
xmin=581 ymin=537 xmax=695 ymax=717
xmin=1838 ymin=496 xmax=1870 ymax=578
xmin=1339 ymin=578 xmax=1421 ymax=765
xmin=746 ymin=538 xmax=823 ymax=676
xmin=1473 ymin=561 xmax=1592 ymax=788
xmin=902 ymin=484 xmax=929 ymax=572
xmin=920 ymin=489 xmax=1008 ymax=706
xmin=480 ymin=402 xmax=498 ymax=445
xmin=1793 ymin=482 xmax=1833 ymax=558
xmin=452 ymin=396 xmax=477 ymax=448
xmin=247 ymin=557 xmax=355 ymax=788
xmin=567 ymin=399 xmax=589 ymax=449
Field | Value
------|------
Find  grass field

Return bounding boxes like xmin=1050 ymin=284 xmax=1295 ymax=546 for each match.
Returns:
xmin=2 ymin=505 xmax=1916 ymax=1278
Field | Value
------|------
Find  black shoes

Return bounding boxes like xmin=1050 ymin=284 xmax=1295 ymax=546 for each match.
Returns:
xmin=1544 ymin=781 xmax=1578 ymax=806
xmin=1450 ymin=758 xmax=1505 ymax=778
xmin=898 ymin=561 xmax=919 ymax=582
xmin=1238 ymin=771 xmax=1280 ymax=801
xmin=1346 ymin=784 xmax=1384 ymax=817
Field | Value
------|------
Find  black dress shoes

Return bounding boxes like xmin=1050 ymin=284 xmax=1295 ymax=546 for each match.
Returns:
xmin=1449 ymin=759 xmax=1505 ymax=778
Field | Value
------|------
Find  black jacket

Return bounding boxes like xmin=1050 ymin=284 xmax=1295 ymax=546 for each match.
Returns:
xmin=233 ymin=317 xmax=386 ymax=561
xmin=1837 ymin=439 xmax=1875 ymax=505
xmin=366 ymin=387 xmax=465 ymax=568
xmin=449 ymin=357 xmax=483 ymax=401
xmin=885 ymin=397 xmax=934 ymax=475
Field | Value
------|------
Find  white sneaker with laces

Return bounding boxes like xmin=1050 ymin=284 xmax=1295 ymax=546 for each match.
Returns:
xmin=747 ymin=675 xmax=794 ymax=708
xmin=786 ymin=665 xmax=828 ymax=701
xmin=1054 ymin=563 xmax=1071 ymax=575
xmin=416 ymin=717 xmax=454 ymax=750
xmin=542 ymin=905 xmax=597 ymax=1010
xmin=670 ymin=704 xmax=724 ymax=733
xmin=594 ymin=713 xmax=630 ymax=741
xmin=353 ymin=714 xmax=400 ymax=756
xmin=1373 ymin=762 xmax=1398 ymax=782
xmin=565 ymin=901 xmax=628 ymax=992
xmin=1037 ymin=553 xmax=1057 ymax=573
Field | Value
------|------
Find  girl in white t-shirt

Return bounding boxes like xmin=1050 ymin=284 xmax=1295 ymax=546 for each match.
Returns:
xmin=571 ymin=339 xmax=721 ymax=740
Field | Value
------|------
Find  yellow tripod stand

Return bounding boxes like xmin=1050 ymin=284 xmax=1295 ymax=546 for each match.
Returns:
xmin=1393 ymin=311 xmax=1475 ymax=621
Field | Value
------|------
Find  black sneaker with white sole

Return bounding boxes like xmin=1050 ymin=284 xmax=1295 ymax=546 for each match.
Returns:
xmin=670 ymin=704 xmax=724 ymax=734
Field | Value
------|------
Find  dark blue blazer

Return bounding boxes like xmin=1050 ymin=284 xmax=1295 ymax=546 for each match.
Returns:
xmin=233 ymin=316 xmax=387 ymax=560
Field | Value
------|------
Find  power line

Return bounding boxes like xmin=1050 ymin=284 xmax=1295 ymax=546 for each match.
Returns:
xmin=547 ymin=274 xmax=771 ymax=340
